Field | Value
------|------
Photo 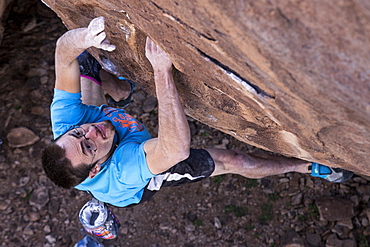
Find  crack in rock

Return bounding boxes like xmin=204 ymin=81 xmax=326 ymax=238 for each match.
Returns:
xmin=151 ymin=1 xmax=216 ymax=41
xmin=195 ymin=47 xmax=274 ymax=99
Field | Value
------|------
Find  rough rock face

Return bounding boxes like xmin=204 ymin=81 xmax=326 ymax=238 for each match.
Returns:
xmin=41 ymin=0 xmax=370 ymax=175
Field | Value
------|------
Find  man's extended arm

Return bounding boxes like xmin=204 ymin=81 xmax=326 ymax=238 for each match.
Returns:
xmin=54 ymin=17 xmax=115 ymax=93
xmin=144 ymin=37 xmax=191 ymax=175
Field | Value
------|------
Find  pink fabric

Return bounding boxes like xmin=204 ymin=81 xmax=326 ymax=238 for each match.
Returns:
xmin=80 ymin=75 xmax=102 ymax=86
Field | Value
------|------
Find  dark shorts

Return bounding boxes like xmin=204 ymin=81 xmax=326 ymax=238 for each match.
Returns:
xmin=138 ymin=149 xmax=215 ymax=204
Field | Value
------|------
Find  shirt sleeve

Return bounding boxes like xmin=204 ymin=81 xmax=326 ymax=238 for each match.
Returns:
xmin=50 ymin=88 xmax=102 ymax=139
xmin=113 ymin=142 xmax=155 ymax=184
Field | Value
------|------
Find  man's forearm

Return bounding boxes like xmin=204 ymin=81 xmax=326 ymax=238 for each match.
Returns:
xmin=54 ymin=17 xmax=115 ymax=93
xmin=155 ymin=69 xmax=191 ymax=162
xmin=55 ymin=28 xmax=88 ymax=69
xmin=55 ymin=28 xmax=88 ymax=93
xmin=143 ymin=37 xmax=190 ymax=174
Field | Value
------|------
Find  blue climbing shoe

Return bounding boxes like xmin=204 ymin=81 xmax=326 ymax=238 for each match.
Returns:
xmin=310 ymin=162 xmax=353 ymax=183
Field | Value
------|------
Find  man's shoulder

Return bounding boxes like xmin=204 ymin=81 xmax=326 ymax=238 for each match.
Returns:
xmin=53 ymin=88 xmax=81 ymax=100
xmin=109 ymin=142 xmax=154 ymax=180
xmin=51 ymin=88 xmax=82 ymax=111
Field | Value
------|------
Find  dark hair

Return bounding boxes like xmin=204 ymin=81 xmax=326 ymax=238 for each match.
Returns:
xmin=41 ymin=142 xmax=91 ymax=189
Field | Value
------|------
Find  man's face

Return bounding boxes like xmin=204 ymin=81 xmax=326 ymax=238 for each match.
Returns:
xmin=56 ymin=120 xmax=116 ymax=168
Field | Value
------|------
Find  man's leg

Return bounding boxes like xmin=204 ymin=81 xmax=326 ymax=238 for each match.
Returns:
xmin=100 ymin=70 xmax=132 ymax=102
xmin=77 ymin=51 xmax=133 ymax=107
xmin=206 ymin=148 xmax=310 ymax=178
xmin=138 ymin=149 xmax=215 ymax=205
xmin=77 ymin=51 xmax=107 ymax=106
xmin=80 ymin=70 xmax=133 ymax=107
xmin=80 ymin=76 xmax=107 ymax=106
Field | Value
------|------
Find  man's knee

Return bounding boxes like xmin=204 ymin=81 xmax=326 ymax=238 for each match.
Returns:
xmin=207 ymin=148 xmax=256 ymax=175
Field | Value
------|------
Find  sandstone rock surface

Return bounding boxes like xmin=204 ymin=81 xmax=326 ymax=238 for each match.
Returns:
xmin=41 ymin=0 xmax=370 ymax=175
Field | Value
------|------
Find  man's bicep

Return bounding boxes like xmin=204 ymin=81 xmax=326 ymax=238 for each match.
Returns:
xmin=143 ymin=138 xmax=174 ymax=175
xmin=143 ymin=138 xmax=161 ymax=175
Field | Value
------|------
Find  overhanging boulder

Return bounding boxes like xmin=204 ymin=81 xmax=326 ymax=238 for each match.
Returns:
xmin=42 ymin=0 xmax=370 ymax=176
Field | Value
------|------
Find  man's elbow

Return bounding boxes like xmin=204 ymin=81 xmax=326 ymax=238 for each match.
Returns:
xmin=55 ymin=34 xmax=66 ymax=51
xmin=55 ymin=37 xmax=66 ymax=62
xmin=177 ymin=149 xmax=190 ymax=163
xmin=164 ymin=146 xmax=190 ymax=165
xmin=150 ymin=149 xmax=191 ymax=175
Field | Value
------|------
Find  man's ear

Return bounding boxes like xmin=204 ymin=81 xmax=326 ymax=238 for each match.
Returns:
xmin=88 ymin=164 xmax=101 ymax=179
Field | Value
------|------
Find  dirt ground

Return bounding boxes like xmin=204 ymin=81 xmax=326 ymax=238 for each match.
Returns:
xmin=0 ymin=1 xmax=369 ymax=247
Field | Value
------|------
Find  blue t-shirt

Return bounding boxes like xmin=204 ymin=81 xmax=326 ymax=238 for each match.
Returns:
xmin=51 ymin=89 xmax=154 ymax=207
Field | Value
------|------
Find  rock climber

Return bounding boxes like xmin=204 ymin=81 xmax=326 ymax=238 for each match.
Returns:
xmin=41 ymin=16 xmax=353 ymax=208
